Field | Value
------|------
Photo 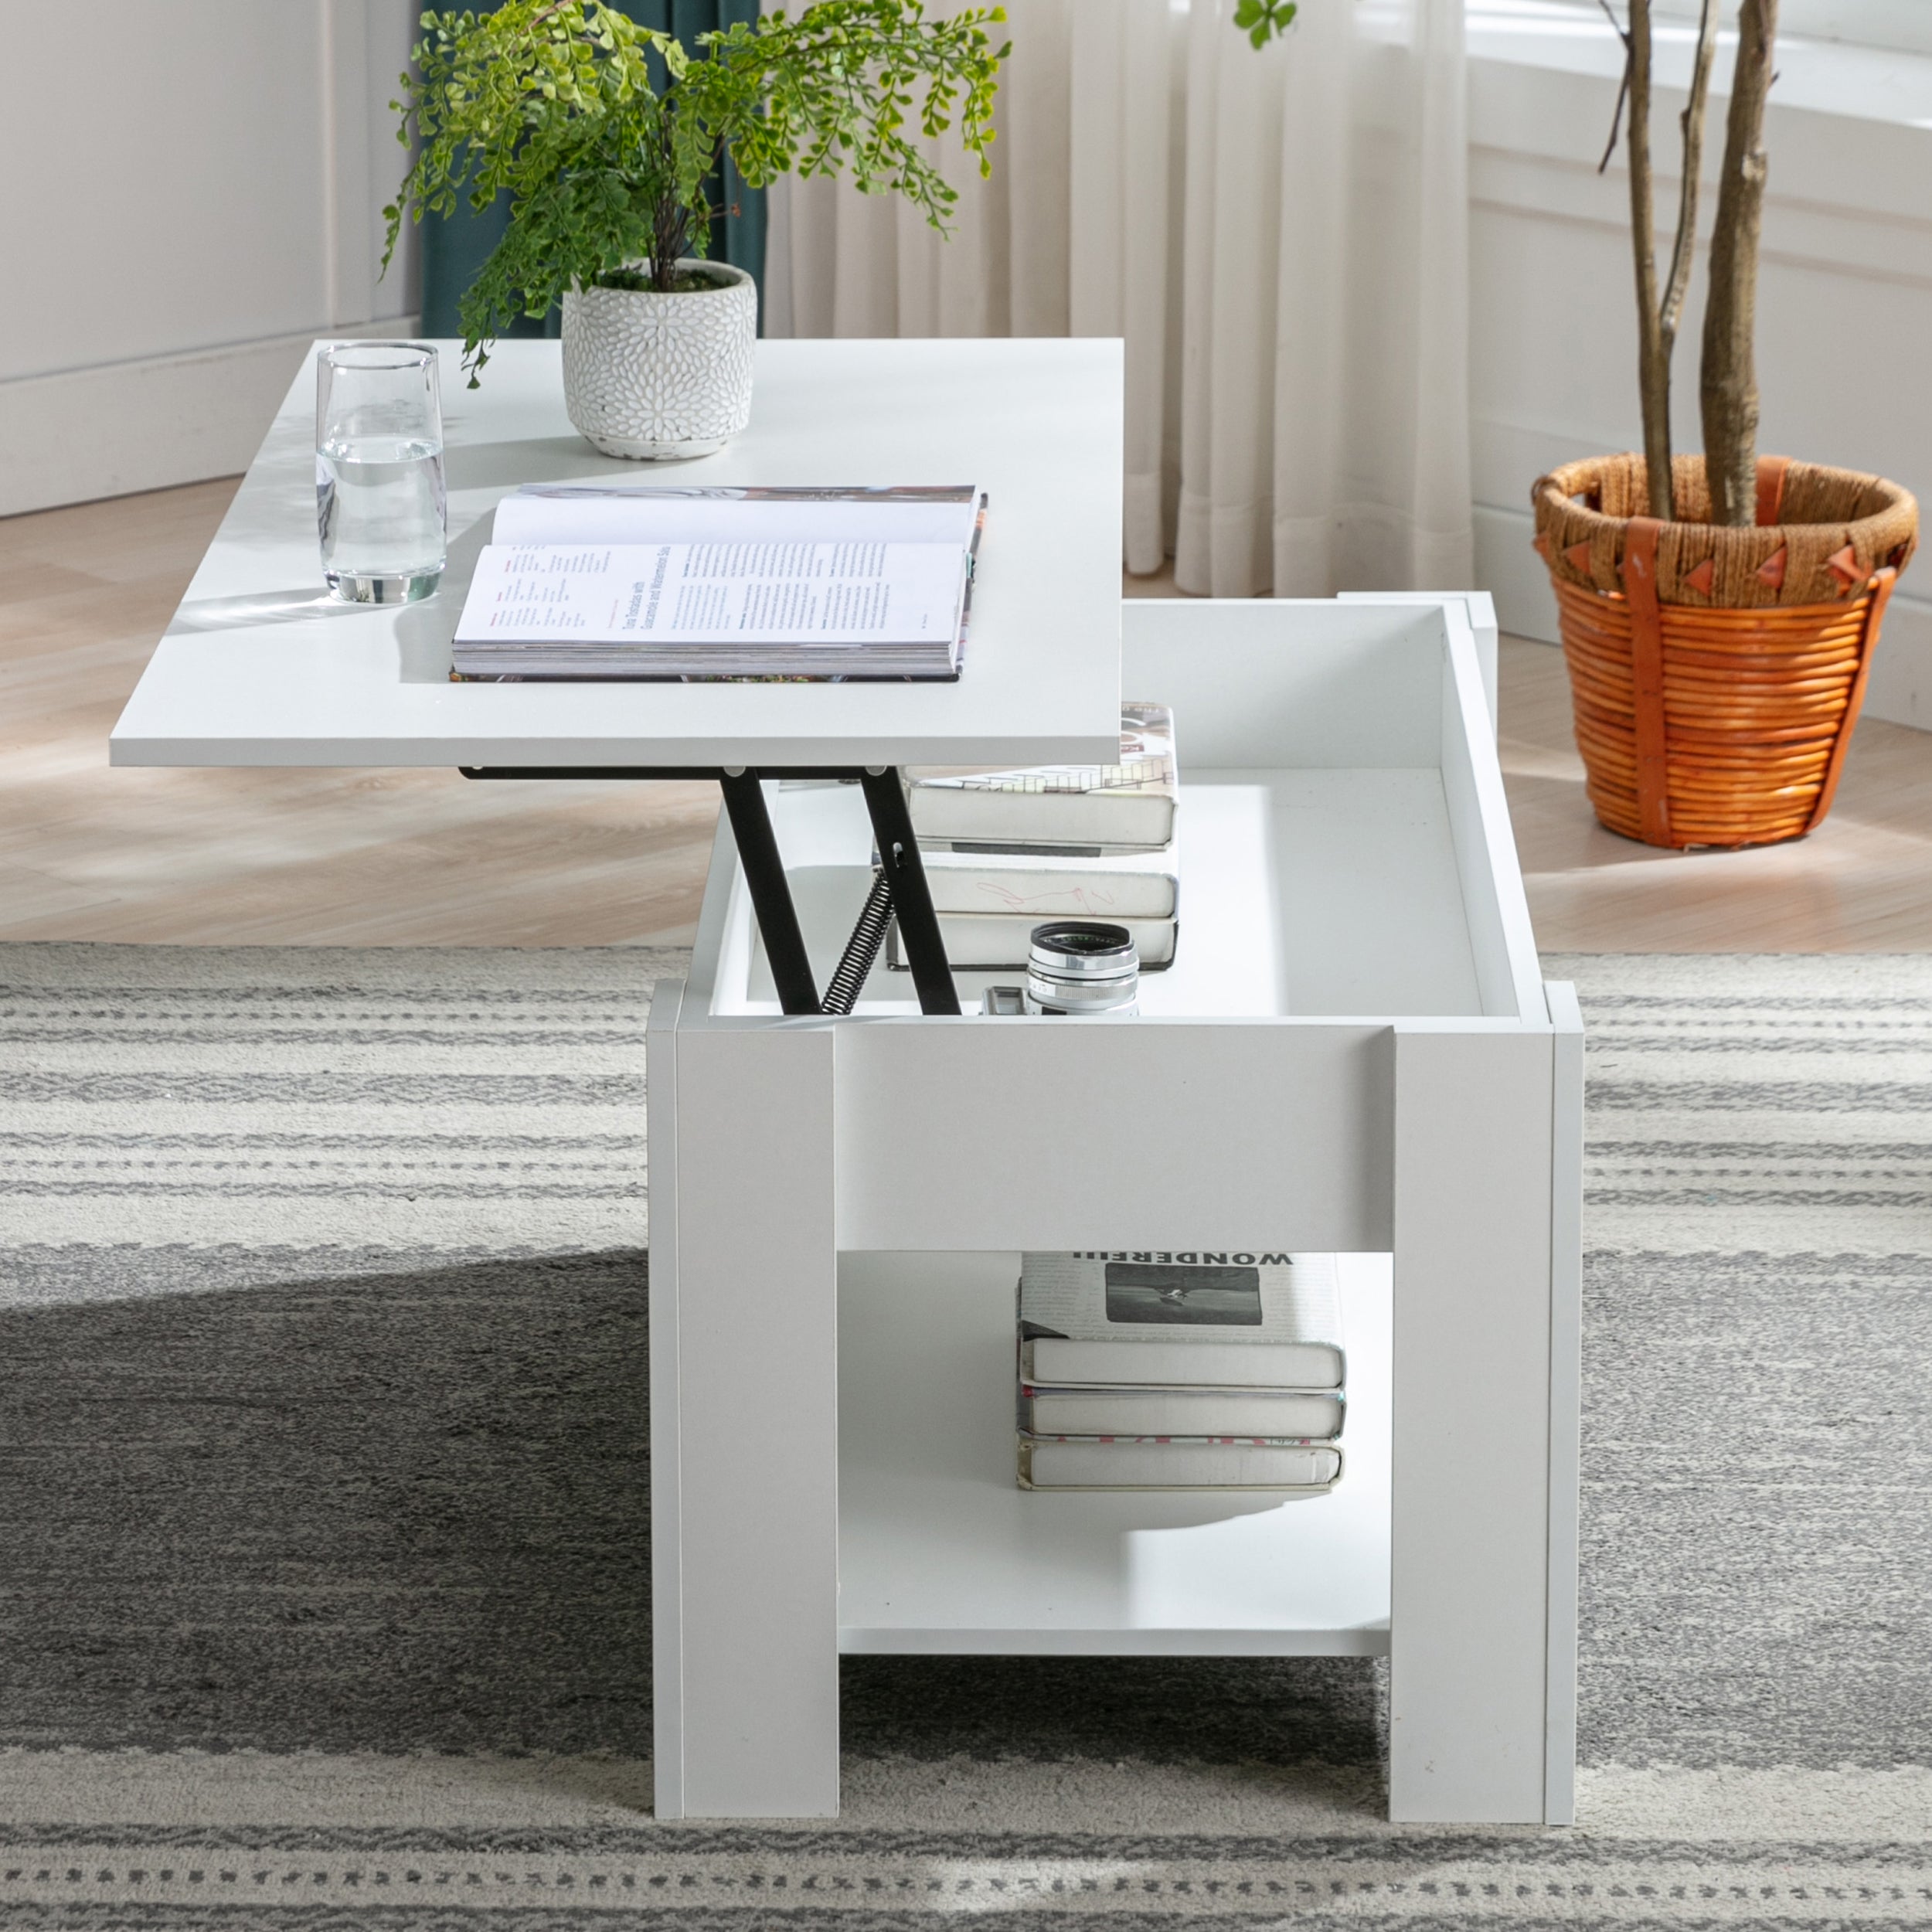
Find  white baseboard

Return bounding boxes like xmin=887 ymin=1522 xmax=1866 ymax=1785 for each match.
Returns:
xmin=1473 ymin=499 xmax=1932 ymax=733
xmin=1864 ymin=592 xmax=1932 ymax=730
xmin=0 ymin=320 xmax=419 ymax=519
xmin=1473 ymin=503 xmax=1560 ymax=647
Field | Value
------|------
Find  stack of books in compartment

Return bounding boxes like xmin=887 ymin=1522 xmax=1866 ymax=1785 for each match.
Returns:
xmin=888 ymin=703 xmax=1179 ymax=972
xmin=1015 ymin=1251 xmax=1345 ymax=1492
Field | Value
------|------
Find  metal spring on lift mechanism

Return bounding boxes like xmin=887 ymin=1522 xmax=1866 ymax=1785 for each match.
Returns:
xmin=821 ymin=868 xmax=896 ymax=1015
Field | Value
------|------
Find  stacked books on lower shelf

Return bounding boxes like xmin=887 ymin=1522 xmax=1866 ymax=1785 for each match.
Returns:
xmin=889 ymin=702 xmax=1180 ymax=971
xmin=1015 ymin=1251 xmax=1345 ymax=1492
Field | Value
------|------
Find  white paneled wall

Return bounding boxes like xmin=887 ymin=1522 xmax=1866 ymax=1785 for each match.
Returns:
xmin=1468 ymin=9 xmax=1932 ymax=727
xmin=0 ymin=0 xmax=420 ymax=516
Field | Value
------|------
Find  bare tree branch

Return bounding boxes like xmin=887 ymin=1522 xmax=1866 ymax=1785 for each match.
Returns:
xmin=1599 ymin=62 xmax=1631 ymax=175
xmin=1594 ymin=0 xmax=1634 ymax=171
xmin=1702 ymin=0 xmax=1778 ymax=526
xmin=1660 ymin=0 xmax=1719 ymax=353
xmin=1627 ymin=0 xmax=1674 ymax=519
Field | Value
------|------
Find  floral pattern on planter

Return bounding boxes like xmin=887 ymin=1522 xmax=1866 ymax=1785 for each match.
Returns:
xmin=561 ymin=262 xmax=756 ymax=460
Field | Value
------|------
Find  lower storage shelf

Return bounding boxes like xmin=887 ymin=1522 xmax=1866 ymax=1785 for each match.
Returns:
xmin=836 ymin=1250 xmax=1393 ymax=1657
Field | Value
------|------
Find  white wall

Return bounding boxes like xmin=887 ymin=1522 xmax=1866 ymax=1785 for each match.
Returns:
xmin=1468 ymin=7 xmax=1932 ymax=727
xmin=0 ymin=0 xmax=420 ymax=516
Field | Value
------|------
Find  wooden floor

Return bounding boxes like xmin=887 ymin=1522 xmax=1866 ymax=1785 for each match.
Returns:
xmin=6 ymin=476 xmax=1932 ymax=952
xmin=0 ymin=479 xmax=716 ymax=947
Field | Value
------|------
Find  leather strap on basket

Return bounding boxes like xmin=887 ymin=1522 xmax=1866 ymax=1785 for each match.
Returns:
xmin=1755 ymin=455 xmax=1791 ymax=529
xmin=1621 ymin=516 xmax=1672 ymax=845
xmin=1805 ymin=566 xmax=1896 ymax=834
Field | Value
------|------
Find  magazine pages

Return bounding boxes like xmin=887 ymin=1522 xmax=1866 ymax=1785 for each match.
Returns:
xmin=451 ymin=484 xmax=982 ymax=680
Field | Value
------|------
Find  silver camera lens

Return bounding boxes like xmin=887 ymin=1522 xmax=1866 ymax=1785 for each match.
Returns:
xmin=1024 ymin=921 xmax=1139 ymax=1015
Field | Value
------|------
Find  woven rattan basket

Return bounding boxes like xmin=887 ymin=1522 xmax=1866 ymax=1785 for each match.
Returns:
xmin=1532 ymin=454 xmax=1917 ymax=848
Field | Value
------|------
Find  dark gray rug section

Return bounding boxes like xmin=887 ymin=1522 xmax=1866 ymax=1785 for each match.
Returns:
xmin=0 ymin=1247 xmax=650 ymax=1755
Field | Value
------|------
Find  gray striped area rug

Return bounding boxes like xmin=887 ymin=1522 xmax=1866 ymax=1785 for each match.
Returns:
xmin=2 ymin=944 xmax=1927 ymax=1929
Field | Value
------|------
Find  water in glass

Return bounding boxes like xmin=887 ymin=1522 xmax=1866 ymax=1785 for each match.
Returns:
xmin=315 ymin=344 xmax=447 ymax=604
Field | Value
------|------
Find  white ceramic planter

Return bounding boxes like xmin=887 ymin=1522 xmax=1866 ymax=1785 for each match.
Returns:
xmin=560 ymin=260 xmax=757 ymax=460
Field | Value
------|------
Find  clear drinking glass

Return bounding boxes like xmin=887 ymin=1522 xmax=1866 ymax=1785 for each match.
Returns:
xmin=315 ymin=342 xmax=447 ymax=604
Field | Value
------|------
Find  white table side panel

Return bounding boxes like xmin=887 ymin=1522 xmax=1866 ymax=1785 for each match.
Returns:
xmin=1263 ymin=766 xmax=1483 ymax=1019
xmin=646 ymin=975 xmax=687 ymax=1818
xmin=1120 ymin=602 xmax=1448 ymax=768
xmin=683 ymin=809 xmax=749 ymax=1014
xmin=832 ymin=1022 xmax=1395 ymax=1253
xmin=1467 ymin=591 xmax=1501 ymax=732
xmin=672 ymin=1022 xmax=840 ymax=1817
xmin=1543 ymin=981 xmax=1586 ymax=1827
xmin=1389 ymin=1026 xmax=1556 ymax=1825
xmin=836 ymin=1251 xmax=1392 ymax=1651
xmin=1438 ymin=617 xmax=1546 ymax=1022
xmin=1338 ymin=592 xmax=1500 ymax=733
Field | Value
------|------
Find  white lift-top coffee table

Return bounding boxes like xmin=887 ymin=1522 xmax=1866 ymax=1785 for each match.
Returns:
xmin=111 ymin=335 xmax=1580 ymax=1829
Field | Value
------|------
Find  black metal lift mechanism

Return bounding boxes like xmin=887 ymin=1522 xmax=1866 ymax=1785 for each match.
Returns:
xmin=461 ymin=764 xmax=960 ymax=1017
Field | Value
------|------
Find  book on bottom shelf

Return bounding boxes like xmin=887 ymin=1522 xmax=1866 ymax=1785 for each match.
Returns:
xmin=1019 ymin=1384 xmax=1344 ymax=1440
xmin=1017 ymin=1437 xmax=1343 ymax=1492
xmin=1019 ymin=1251 xmax=1344 ymax=1389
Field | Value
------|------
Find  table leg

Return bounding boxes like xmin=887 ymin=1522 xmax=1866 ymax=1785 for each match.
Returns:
xmin=1388 ymin=1021 xmax=1579 ymax=1823
xmin=649 ymin=993 xmax=841 ymax=1817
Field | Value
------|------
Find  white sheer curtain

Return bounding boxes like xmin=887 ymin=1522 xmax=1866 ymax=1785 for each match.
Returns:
xmin=764 ymin=0 xmax=1472 ymax=597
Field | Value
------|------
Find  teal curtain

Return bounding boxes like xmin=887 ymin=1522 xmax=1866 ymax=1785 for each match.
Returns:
xmin=416 ymin=0 xmax=767 ymax=341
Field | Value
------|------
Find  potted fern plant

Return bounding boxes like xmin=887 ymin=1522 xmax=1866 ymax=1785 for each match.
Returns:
xmin=1528 ymin=0 xmax=1917 ymax=848
xmin=385 ymin=0 xmax=1007 ymax=459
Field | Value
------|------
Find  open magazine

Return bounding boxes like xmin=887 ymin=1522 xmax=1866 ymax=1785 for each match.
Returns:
xmin=452 ymin=484 xmax=984 ymax=682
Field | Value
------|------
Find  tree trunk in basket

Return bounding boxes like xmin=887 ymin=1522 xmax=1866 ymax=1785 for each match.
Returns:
xmin=1620 ymin=0 xmax=1717 ymax=525
xmin=1701 ymin=0 xmax=1777 ymax=527
xmin=1625 ymin=0 xmax=1672 ymax=520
